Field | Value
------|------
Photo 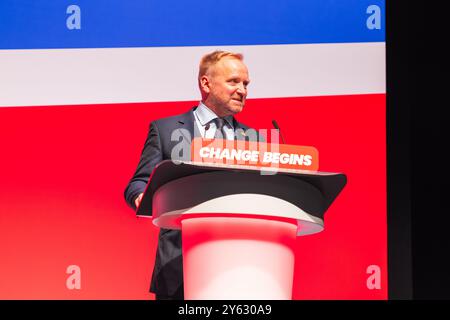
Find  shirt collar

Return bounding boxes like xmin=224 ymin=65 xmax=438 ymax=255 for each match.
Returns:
xmin=196 ymin=102 xmax=234 ymax=128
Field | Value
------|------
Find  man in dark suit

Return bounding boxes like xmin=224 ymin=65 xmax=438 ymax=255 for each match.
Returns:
xmin=124 ymin=50 xmax=256 ymax=300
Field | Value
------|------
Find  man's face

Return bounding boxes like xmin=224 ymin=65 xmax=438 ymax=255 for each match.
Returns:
xmin=201 ymin=57 xmax=250 ymax=117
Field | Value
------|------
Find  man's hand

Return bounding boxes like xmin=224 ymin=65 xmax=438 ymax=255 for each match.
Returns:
xmin=135 ymin=193 xmax=144 ymax=209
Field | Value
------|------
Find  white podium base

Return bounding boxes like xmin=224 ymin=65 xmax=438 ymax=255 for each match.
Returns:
xmin=181 ymin=216 xmax=297 ymax=300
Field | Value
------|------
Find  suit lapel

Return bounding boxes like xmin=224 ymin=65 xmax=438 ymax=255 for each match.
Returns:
xmin=233 ymin=118 xmax=249 ymax=141
xmin=176 ymin=107 xmax=197 ymax=142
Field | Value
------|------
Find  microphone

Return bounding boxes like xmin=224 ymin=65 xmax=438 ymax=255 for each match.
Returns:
xmin=272 ymin=120 xmax=286 ymax=144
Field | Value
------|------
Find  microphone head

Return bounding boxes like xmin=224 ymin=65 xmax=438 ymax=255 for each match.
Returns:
xmin=272 ymin=119 xmax=280 ymax=130
xmin=271 ymin=119 xmax=286 ymax=144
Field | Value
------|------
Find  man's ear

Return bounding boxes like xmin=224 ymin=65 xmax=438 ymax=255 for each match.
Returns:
xmin=200 ymin=75 xmax=210 ymax=94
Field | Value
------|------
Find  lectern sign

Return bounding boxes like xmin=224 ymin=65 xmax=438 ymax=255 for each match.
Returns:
xmin=191 ymin=138 xmax=319 ymax=171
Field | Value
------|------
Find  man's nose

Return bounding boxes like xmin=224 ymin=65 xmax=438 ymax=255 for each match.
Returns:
xmin=236 ymin=83 xmax=247 ymax=96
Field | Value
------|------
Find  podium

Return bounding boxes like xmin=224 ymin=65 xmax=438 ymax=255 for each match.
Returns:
xmin=137 ymin=160 xmax=346 ymax=299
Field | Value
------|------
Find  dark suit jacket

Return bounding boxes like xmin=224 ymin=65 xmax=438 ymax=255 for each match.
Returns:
xmin=124 ymin=106 xmax=258 ymax=297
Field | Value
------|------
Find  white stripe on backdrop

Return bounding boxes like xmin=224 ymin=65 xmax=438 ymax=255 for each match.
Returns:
xmin=0 ymin=42 xmax=385 ymax=107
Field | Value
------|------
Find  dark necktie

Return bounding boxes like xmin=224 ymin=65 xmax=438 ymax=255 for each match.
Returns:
xmin=214 ymin=118 xmax=226 ymax=140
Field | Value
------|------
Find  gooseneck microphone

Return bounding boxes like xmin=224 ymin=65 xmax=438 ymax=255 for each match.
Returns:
xmin=272 ymin=120 xmax=286 ymax=144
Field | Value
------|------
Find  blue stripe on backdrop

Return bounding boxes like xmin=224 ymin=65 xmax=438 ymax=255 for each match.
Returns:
xmin=0 ymin=0 xmax=385 ymax=50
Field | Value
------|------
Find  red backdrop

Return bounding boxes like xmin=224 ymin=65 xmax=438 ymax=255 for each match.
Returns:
xmin=0 ymin=94 xmax=386 ymax=299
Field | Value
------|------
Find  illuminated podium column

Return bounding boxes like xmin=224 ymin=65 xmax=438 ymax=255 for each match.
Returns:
xmin=137 ymin=160 xmax=346 ymax=300
xmin=180 ymin=212 xmax=298 ymax=300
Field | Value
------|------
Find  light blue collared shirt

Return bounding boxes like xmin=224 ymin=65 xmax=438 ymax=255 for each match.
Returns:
xmin=193 ymin=102 xmax=235 ymax=140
